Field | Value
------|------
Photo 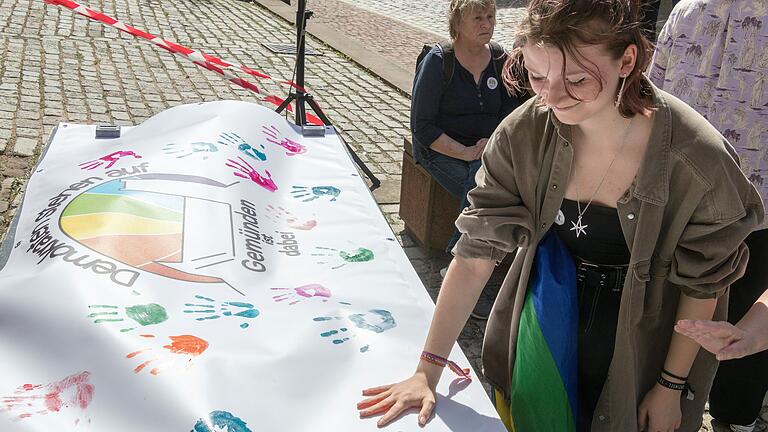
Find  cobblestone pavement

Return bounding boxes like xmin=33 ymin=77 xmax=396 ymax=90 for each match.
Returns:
xmin=304 ymin=0 xmax=442 ymax=74
xmin=333 ymin=0 xmax=527 ymax=48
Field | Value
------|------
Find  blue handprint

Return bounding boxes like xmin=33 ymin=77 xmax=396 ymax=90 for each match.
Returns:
xmin=291 ymin=185 xmax=341 ymax=202
xmin=313 ymin=309 xmax=396 ymax=353
xmin=193 ymin=410 xmax=252 ymax=432
xmin=184 ymin=295 xmax=260 ymax=329
xmin=163 ymin=142 xmax=219 ymax=160
xmin=218 ymin=132 xmax=267 ymax=161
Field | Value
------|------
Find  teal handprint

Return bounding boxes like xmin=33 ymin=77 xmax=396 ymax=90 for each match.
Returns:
xmin=193 ymin=410 xmax=252 ymax=432
xmin=291 ymin=185 xmax=340 ymax=202
xmin=313 ymin=309 xmax=396 ymax=353
xmin=88 ymin=303 xmax=168 ymax=332
xmin=184 ymin=295 xmax=260 ymax=329
xmin=163 ymin=142 xmax=219 ymax=160
xmin=218 ymin=132 xmax=267 ymax=161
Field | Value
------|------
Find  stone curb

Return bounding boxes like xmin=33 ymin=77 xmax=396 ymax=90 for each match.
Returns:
xmin=250 ymin=0 xmax=421 ymax=96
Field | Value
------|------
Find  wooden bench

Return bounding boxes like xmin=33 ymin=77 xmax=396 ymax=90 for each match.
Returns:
xmin=399 ymin=137 xmax=460 ymax=253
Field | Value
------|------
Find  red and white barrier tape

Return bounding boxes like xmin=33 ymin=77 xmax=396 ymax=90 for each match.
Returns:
xmin=44 ymin=0 xmax=324 ymax=125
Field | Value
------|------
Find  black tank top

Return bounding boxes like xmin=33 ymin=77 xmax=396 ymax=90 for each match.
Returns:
xmin=552 ymin=198 xmax=631 ymax=265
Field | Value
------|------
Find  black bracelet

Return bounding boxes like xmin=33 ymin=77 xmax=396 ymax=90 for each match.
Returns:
xmin=657 ymin=376 xmax=686 ymax=391
xmin=661 ymin=368 xmax=688 ymax=382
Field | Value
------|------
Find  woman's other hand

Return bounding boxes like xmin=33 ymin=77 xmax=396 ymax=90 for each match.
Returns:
xmin=358 ymin=372 xmax=437 ymax=427
xmin=675 ymin=319 xmax=750 ymax=360
xmin=459 ymin=138 xmax=488 ymax=161
xmin=637 ymin=383 xmax=682 ymax=432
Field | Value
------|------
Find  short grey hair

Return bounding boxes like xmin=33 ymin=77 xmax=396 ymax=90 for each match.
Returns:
xmin=448 ymin=0 xmax=496 ymax=40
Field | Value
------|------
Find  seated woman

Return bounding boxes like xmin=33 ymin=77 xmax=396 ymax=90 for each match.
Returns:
xmin=410 ymin=0 xmax=527 ymax=319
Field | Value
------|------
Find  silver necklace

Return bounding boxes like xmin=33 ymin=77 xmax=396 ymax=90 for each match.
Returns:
xmin=570 ymin=117 xmax=634 ymax=238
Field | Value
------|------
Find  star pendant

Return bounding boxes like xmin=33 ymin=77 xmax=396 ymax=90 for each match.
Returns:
xmin=570 ymin=216 xmax=588 ymax=238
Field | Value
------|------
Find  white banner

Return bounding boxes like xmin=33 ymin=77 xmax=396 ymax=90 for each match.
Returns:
xmin=0 ymin=101 xmax=505 ymax=432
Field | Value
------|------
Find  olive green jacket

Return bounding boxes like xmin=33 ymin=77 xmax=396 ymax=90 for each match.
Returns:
xmin=454 ymin=85 xmax=764 ymax=431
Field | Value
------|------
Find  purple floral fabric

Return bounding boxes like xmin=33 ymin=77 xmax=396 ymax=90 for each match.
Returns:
xmin=649 ymin=0 xmax=768 ymax=226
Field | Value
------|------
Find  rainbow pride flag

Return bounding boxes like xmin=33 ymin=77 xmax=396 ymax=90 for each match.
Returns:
xmin=509 ymin=232 xmax=578 ymax=431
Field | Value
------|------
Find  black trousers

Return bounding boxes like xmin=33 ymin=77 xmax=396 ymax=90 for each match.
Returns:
xmin=709 ymin=229 xmax=768 ymax=426
xmin=575 ymin=261 xmax=627 ymax=432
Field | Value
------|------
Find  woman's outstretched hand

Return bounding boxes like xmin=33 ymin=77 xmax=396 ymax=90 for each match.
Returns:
xmin=358 ymin=372 xmax=437 ymax=428
xmin=675 ymin=319 xmax=750 ymax=360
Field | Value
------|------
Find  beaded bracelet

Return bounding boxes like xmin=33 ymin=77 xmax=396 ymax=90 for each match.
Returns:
xmin=421 ymin=351 xmax=472 ymax=380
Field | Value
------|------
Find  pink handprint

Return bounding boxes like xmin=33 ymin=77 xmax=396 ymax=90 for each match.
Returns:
xmin=265 ymin=204 xmax=317 ymax=230
xmin=79 ymin=150 xmax=142 ymax=170
xmin=263 ymin=125 xmax=306 ymax=156
xmin=1 ymin=371 xmax=94 ymax=423
xmin=271 ymin=284 xmax=332 ymax=305
xmin=226 ymin=156 xmax=277 ymax=192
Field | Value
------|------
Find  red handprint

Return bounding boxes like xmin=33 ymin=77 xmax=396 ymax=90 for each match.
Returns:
xmin=1 ymin=371 xmax=94 ymax=423
xmin=79 ymin=150 xmax=142 ymax=170
xmin=263 ymin=125 xmax=306 ymax=156
xmin=226 ymin=157 xmax=277 ymax=192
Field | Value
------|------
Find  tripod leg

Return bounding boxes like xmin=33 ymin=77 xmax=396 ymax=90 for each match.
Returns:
xmin=306 ymin=97 xmax=332 ymax=125
xmin=339 ymin=134 xmax=381 ymax=190
xmin=275 ymin=94 xmax=296 ymax=114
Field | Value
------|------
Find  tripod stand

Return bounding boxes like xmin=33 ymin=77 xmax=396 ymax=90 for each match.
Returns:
xmin=275 ymin=0 xmax=381 ymax=190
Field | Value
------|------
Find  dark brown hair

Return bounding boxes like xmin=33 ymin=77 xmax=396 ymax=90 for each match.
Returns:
xmin=502 ymin=0 xmax=654 ymax=117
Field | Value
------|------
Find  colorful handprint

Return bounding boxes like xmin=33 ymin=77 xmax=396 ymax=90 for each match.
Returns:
xmin=313 ymin=309 xmax=396 ymax=353
xmin=1 ymin=371 xmax=94 ymax=423
xmin=291 ymin=185 xmax=340 ymax=202
xmin=79 ymin=150 xmax=142 ymax=170
xmin=263 ymin=125 xmax=306 ymax=156
xmin=88 ymin=303 xmax=168 ymax=332
xmin=126 ymin=334 xmax=209 ymax=375
xmin=193 ymin=410 xmax=253 ymax=432
xmin=271 ymin=284 xmax=332 ymax=305
xmin=163 ymin=142 xmax=220 ymax=160
xmin=226 ymin=156 xmax=277 ymax=192
xmin=312 ymin=246 xmax=374 ymax=269
xmin=264 ymin=204 xmax=317 ymax=230
xmin=184 ymin=295 xmax=259 ymax=329
xmin=219 ymin=132 xmax=267 ymax=161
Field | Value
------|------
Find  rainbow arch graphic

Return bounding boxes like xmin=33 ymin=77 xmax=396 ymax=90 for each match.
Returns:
xmin=60 ymin=174 xmax=237 ymax=284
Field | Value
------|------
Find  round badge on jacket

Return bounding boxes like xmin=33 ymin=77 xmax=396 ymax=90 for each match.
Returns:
xmin=487 ymin=76 xmax=498 ymax=90
xmin=555 ymin=210 xmax=565 ymax=226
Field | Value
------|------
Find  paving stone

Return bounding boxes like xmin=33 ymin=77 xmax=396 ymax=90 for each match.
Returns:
xmin=12 ymin=137 xmax=37 ymax=156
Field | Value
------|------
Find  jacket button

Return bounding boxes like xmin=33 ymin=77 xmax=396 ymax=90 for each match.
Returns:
xmin=541 ymin=223 xmax=547 ymax=229
xmin=563 ymin=142 xmax=569 ymax=147
xmin=598 ymin=415 xmax=606 ymax=421
xmin=627 ymin=213 xmax=636 ymax=220
xmin=552 ymin=184 xmax=558 ymax=190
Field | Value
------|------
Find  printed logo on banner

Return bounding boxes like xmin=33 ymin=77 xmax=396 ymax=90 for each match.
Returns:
xmin=59 ymin=174 xmax=236 ymax=285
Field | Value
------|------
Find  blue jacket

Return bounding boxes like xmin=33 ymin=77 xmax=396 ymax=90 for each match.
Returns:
xmin=410 ymin=45 xmax=525 ymax=163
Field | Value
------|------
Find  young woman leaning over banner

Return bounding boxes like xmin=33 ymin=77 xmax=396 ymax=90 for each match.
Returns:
xmin=357 ymin=0 xmax=764 ymax=431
